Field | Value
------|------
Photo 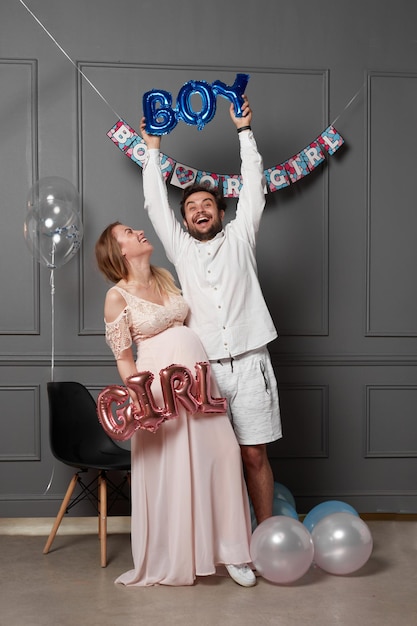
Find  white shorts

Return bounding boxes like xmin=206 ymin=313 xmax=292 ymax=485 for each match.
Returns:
xmin=210 ymin=347 xmax=282 ymax=446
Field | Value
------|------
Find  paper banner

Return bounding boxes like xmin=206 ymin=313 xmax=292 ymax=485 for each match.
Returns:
xmin=317 ymin=125 xmax=345 ymax=155
xmin=107 ymin=120 xmax=345 ymax=196
xmin=263 ymin=126 xmax=343 ymax=193
xmin=170 ymin=163 xmax=198 ymax=188
xmin=283 ymin=152 xmax=311 ymax=183
xmin=107 ymin=120 xmax=137 ymax=151
xmin=107 ymin=121 xmax=175 ymax=180
xmin=222 ymin=176 xmax=242 ymax=198
xmin=264 ymin=165 xmax=290 ymax=192
xmin=302 ymin=140 xmax=326 ymax=170
xmin=195 ymin=171 xmax=221 ymax=188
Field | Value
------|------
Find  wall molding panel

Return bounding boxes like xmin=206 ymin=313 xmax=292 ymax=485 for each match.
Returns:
xmin=365 ymin=385 xmax=417 ymax=458
xmin=366 ymin=71 xmax=417 ymax=337
xmin=0 ymin=58 xmax=40 ymax=336
xmin=0 ymin=385 xmax=40 ymax=461
xmin=269 ymin=384 xmax=329 ymax=459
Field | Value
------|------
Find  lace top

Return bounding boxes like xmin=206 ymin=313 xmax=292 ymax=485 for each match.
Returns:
xmin=105 ymin=286 xmax=189 ymax=359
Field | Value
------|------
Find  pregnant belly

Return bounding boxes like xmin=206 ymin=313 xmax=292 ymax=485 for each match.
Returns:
xmin=136 ymin=325 xmax=208 ymax=374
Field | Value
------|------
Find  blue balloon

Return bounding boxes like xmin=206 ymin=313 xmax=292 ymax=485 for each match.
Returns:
xmin=272 ymin=499 xmax=299 ymax=520
xmin=249 ymin=484 xmax=298 ymax=531
xmin=249 ymin=500 xmax=257 ymax=532
xmin=176 ymin=80 xmax=216 ymax=131
xmin=212 ymin=73 xmax=250 ymax=117
xmin=303 ymin=500 xmax=359 ymax=533
xmin=142 ymin=89 xmax=178 ymax=136
xmin=274 ymin=482 xmax=296 ymax=510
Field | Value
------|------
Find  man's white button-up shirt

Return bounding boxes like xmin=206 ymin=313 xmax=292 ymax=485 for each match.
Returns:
xmin=143 ymin=131 xmax=277 ymax=361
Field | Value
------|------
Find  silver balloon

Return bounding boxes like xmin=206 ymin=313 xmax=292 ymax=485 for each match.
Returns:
xmin=250 ymin=516 xmax=314 ymax=584
xmin=311 ymin=512 xmax=373 ymax=575
xmin=26 ymin=176 xmax=81 ymax=216
xmin=24 ymin=177 xmax=83 ymax=268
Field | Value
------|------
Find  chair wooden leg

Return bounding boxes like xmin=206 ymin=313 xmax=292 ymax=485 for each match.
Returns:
xmin=43 ymin=473 xmax=79 ymax=555
xmin=98 ymin=471 xmax=107 ymax=567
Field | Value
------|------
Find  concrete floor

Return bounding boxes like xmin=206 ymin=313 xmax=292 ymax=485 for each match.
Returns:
xmin=1 ymin=520 xmax=416 ymax=626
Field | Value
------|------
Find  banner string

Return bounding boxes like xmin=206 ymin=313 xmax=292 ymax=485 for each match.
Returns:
xmin=20 ymin=0 xmax=364 ymax=140
xmin=18 ymin=0 xmax=122 ymax=120
xmin=331 ymin=81 xmax=366 ymax=127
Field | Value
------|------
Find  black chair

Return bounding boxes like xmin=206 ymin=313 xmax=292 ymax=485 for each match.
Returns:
xmin=43 ymin=381 xmax=131 ymax=567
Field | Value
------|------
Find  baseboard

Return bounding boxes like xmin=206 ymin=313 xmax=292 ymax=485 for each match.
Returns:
xmin=1 ymin=512 xmax=415 ymax=536
xmin=0 ymin=516 xmax=131 ymax=536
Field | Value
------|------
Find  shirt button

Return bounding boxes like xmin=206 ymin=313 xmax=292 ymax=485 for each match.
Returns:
xmin=218 ymin=305 xmax=221 ymax=309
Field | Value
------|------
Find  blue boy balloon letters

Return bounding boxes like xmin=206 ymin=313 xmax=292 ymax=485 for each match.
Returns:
xmin=143 ymin=73 xmax=249 ymax=134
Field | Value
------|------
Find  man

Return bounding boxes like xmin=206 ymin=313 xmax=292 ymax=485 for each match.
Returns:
xmin=140 ymin=97 xmax=282 ymax=524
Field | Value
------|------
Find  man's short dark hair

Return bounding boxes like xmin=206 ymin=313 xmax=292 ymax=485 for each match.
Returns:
xmin=180 ymin=183 xmax=227 ymax=218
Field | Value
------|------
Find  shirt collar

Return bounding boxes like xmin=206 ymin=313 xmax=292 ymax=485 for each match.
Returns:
xmin=195 ymin=230 xmax=225 ymax=245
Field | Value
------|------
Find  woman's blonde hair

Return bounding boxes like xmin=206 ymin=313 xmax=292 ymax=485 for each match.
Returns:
xmin=95 ymin=222 xmax=180 ymax=296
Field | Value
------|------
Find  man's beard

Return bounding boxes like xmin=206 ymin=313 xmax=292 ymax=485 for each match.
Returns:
xmin=186 ymin=217 xmax=223 ymax=242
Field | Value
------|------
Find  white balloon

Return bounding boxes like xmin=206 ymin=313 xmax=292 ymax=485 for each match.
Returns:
xmin=24 ymin=177 xmax=83 ymax=268
xmin=312 ymin=512 xmax=373 ymax=575
xmin=250 ymin=516 xmax=314 ymax=584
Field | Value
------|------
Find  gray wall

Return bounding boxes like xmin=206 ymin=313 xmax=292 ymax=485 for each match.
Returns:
xmin=1 ymin=0 xmax=416 ymax=516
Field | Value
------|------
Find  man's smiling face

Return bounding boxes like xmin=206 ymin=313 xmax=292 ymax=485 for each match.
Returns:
xmin=182 ymin=191 xmax=225 ymax=242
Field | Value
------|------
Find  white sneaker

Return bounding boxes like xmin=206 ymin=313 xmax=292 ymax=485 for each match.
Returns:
xmin=225 ymin=564 xmax=256 ymax=587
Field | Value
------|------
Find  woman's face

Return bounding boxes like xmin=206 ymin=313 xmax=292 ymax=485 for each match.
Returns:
xmin=112 ymin=224 xmax=153 ymax=260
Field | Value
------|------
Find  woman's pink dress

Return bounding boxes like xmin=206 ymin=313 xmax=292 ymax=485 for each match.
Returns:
xmin=105 ymin=287 xmax=252 ymax=586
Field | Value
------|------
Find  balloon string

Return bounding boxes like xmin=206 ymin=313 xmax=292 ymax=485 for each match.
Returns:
xmin=50 ymin=266 xmax=55 ymax=382
xmin=46 ymin=240 xmax=56 ymax=492
xmin=18 ymin=0 xmax=122 ymax=121
xmin=43 ymin=464 xmax=55 ymax=495
xmin=331 ymin=81 xmax=366 ymax=127
xmin=44 ymin=262 xmax=56 ymax=493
